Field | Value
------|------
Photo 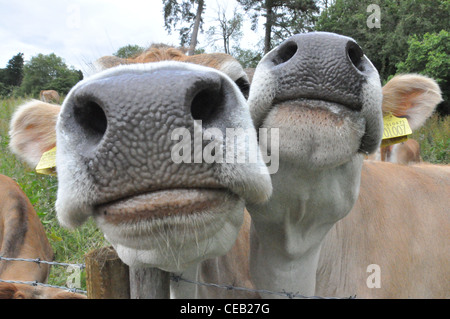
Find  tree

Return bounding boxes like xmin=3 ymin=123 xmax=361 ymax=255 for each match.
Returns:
xmin=18 ymin=53 xmax=83 ymax=97
xmin=316 ymin=0 xmax=450 ymax=81
xmin=232 ymin=47 xmax=263 ymax=69
xmin=237 ymin=0 xmax=319 ymax=53
xmin=0 ymin=53 xmax=24 ymax=97
xmin=206 ymin=5 xmax=243 ymax=54
xmin=113 ymin=45 xmax=145 ymax=59
xmin=397 ymin=31 xmax=450 ymax=116
xmin=4 ymin=53 xmax=24 ymax=87
xmin=162 ymin=0 xmax=205 ymax=55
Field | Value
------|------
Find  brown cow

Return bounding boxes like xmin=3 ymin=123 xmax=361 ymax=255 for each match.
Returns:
xmin=39 ymin=90 xmax=60 ymax=104
xmin=245 ymin=33 xmax=449 ymax=298
xmin=9 ymin=46 xmax=269 ymax=298
xmin=0 ymin=174 xmax=86 ymax=298
xmin=9 ymin=37 xmax=449 ymax=299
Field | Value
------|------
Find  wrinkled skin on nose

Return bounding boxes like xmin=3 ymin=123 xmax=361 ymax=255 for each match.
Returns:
xmin=249 ymin=32 xmax=383 ymax=169
xmin=55 ymin=62 xmax=271 ymax=270
xmin=61 ymin=68 xmax=232 ymax=200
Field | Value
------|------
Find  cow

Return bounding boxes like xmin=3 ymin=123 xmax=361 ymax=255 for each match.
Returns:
xmin=9 ymin=46 xmax=271 ymax=298
xmin=9 ymin=35 xmax=449 ymax=299
xmin=0 ymin=174 xmax=86 ymax=299
xmin=39 ymin=90 xmax=60 ymax=104
xmin=368 ymin=74 xmax=443 ymax=164
xmin=245 ymin=32 xmax=449 ymax=298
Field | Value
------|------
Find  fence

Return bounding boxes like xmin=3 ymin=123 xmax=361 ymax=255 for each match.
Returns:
xmin=1 ymin=247 xmax=355 ymax=299
xmin=0 ymin=255 xmax=86 ymax=294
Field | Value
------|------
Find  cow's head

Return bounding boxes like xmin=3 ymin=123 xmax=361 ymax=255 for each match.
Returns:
xmin=9 ymin=47 xmax=272 ymax=271
xmin=249 ymin=32 xmax=383 ymax=172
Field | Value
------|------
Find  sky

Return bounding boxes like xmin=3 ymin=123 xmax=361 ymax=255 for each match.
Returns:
xmin=0 ymin=0 xmax=262 ymax=75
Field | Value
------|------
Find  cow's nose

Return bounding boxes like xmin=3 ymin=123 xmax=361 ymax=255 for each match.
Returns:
xmin=62 ymin=67 xmax=232 ymax=153
xmin=258 ymin=32 xmax=370 ymax=112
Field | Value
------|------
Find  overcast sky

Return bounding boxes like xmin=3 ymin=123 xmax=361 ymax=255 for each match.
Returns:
xmin=0 ymin=0 xmax=261 ymax=74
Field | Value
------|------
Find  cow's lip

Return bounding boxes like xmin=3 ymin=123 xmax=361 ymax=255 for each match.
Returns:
xmin=273 ymin=98 xmax=360 ymax=115
xmin=264 ymin=98 xmax=359 ymax=128
xmin=94 ymin=188 xmax=235 ymax=225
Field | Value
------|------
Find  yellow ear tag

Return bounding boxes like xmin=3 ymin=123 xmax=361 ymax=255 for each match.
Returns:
xmin=381 ymin=114 xmax=412 ymax=147
xmin=36 ymin=147 xmax=57 ymax=176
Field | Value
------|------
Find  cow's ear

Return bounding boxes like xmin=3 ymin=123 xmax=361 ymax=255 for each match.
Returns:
xmin=382 ymin=74 xmax=442 ymax=131
xmin=9 ymin=100 xmax=60 ymax=168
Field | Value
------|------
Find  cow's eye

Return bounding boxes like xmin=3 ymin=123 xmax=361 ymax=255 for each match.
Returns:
xmin=235 ymin=77 xmax=250 ymax=99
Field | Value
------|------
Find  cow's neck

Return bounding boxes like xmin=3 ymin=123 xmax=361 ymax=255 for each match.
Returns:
xmin=248 ymin=155 xmax=363 ymax=297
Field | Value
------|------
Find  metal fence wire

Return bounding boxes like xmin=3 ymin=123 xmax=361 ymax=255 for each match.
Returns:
xmin=0 ymin=256 xmax=355 ymax=299
xmin=0 ymin=255 xmax=87 ymax=294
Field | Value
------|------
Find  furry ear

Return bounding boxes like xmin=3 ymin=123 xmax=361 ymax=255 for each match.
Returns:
xmin=382 ymin=74 xmax=443 ymax=131
xmin=9 ymin=100 xmax=61 ymax=168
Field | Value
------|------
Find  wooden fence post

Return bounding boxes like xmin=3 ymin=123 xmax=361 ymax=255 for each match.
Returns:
xmin=129 ymin=267 xmax=170 ymax=299
xmin=85 ymin=246 xmax=130 ymax=299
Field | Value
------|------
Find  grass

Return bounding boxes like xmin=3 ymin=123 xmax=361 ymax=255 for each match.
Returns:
xmin=1 ymin=97 xmax=107 ymax=290
xmin=1 ymin=97 xmax=449 ymax=290
xmin=411 ymin=113 xmax=450 ymax=164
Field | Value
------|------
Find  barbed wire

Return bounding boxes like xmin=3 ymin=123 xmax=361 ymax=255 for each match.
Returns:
xmin=0 ymin=278 xmax=87 ymax=294
xmin=0 ymin=255 xmax=87 ymax=295
xmin=0 ymin=256 xmax=85 ymax=270
xmin=170 ymin=274 xmax=355 ymax=299
xmin=1 ymin=255 xmax=355 ymax=299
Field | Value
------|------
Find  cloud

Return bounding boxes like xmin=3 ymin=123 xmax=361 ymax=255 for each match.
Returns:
xmin=0 ymin=0 xmax=180 ymax=72
xmin=0 ymin=0 xmax=262 ymax=74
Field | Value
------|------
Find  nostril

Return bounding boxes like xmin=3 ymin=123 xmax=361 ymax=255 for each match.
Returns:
xmin=347 ymin=42 xmax=365 ymax=72
xmin=190 ymin=87 xmax=223 ymax=123
xmin=73 ymin=99 xmax=107 ymax=143
xmin=272 ymin=41 xmax=298 ymax=66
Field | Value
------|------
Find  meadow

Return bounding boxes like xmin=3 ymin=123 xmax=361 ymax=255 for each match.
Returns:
xmin=0 ymin=97 xmax=449 ymax=290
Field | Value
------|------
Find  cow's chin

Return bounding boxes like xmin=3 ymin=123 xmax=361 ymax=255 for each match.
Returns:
xmin=262 ymin=99 xmax=366 ymax=170
xmin=93 ymin=189 xmax=244 ymax=271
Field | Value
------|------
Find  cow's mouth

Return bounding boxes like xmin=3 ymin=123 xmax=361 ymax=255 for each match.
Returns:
xmin=273 ymin=98 xmax=361 ymax=116
xmin=94 ymin=188 xmax=236 ymax=225
xmin=264 ymin=98 xmax=362 ymax=132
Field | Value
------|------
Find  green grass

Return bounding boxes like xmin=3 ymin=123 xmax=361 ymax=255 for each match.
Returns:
xmin=1 ymin=97 xmax=107 ymax=290
xmin=411 ymin=113 xmax=450 ymax=164
xmin=1 ymin=97 xmax=449 ymax=291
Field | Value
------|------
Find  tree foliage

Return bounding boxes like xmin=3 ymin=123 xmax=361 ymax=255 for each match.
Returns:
xmin=0 ymin=53 xmax=24 ymax=96
xmin=113 ymin=44 xmax=145 ymax=59
xmin=316 ymin=0 xmax=450 ymax=81
xmin=397 ymin=31 xmax=450 ymax=115
xmin=232 ymin=47 xmax=263 ymax=69
xmin=206 ymin=5 xmax=244 ymax=54
xmin=236 ymin=0 xmax=319 ymax=53
xmin=18 ymin=53 xmax=83 ymax=97
xmin=162 ymin=0 xmax=205 ymax=54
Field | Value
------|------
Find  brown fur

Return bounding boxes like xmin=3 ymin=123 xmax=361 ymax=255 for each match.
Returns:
xmin=382 ymin=74 xmax=442 ymax=130
xmin=0 ymin=283 xmax=85 ymax=299
xmin=198 ymin=210 xmax=257 ymax=298
xmin=97 ymin=47 xmax=238 ymax=76
xmin=379 ymin=139 xmax=421 ymax=164
xmin=39 ymin=90 xmax=60 ymax=104
xmin=9 ymin=101 xmax=61 ymax=167
xmin=0 ymin=174 xmax=85 ymax=299
xmin=369 ymin=74 xmax=443 ymax=164
xmin=318 ymin=161 xmax=450 ymax=298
